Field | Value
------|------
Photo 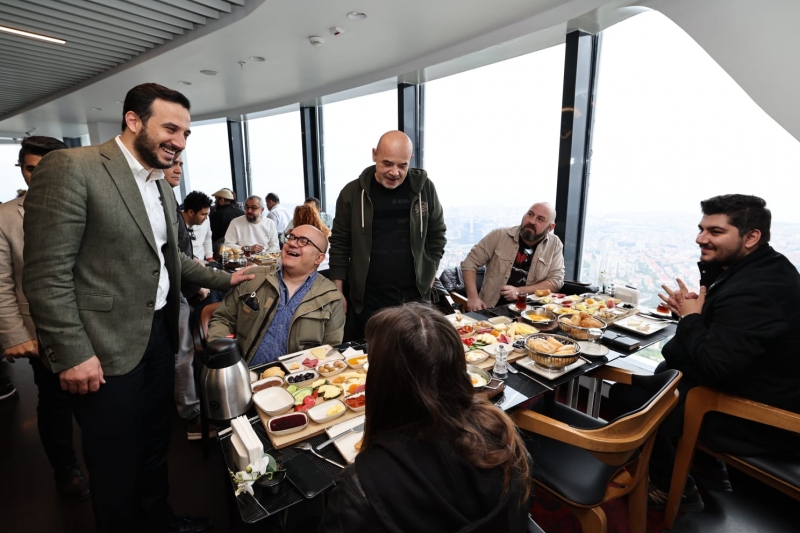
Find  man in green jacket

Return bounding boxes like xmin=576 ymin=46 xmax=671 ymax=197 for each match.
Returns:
xmin=209 ymin=225 xmax=345 ymax=364
xmin=328 ymin=131 xmax=447 ymax=340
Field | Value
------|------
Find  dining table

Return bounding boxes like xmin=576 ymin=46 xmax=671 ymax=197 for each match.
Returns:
xmin=215 ymin=302 xmax=677 ymax=526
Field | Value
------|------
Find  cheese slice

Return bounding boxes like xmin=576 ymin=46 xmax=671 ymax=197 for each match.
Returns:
xmin=311 ymin=347 xmax=329 ymax=359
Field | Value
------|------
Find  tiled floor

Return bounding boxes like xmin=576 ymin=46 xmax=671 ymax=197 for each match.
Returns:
xmin=1 ymin=358 xmax=795 ymax=532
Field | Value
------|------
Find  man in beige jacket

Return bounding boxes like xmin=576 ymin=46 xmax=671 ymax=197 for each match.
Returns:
xmin=0 ymin=136 xmax=90 ymax=499
xmin=461 ymin=202 xmax=565 ymax=311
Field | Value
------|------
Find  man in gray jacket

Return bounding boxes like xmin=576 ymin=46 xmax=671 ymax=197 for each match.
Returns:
xmin=0 ymin=136 xmax=90 ymax=499
xmin=329 ymin=131 xmax=446 ymax=340
xmin=23 ymin=83 xmax=254 ymax=533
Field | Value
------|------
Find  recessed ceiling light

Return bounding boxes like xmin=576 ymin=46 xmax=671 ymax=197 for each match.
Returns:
xmin=249 ymin=56 xmax=266 ymax=62
xmin=200 ymin=70 xmax=217 ymax=76
xmin=91 ymin=107 xmax=102 ymax=111
xmin=178 ymin=81 xmax=192 ymax=85
xmin=0 ymin=24 xmax=66 ymax=44
xmin=347 ymin=12 xmax=367 ymax=21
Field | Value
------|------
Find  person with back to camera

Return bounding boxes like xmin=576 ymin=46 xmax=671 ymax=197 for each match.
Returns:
xmin=319 ymin=303 xmax=533 ymax=533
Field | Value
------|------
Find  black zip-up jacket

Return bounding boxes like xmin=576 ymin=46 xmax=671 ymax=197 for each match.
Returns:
xmin=662 ymin=244 xmax=800 ymax=413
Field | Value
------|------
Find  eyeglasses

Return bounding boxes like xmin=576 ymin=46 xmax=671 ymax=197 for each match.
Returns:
xmin=187 ymin=226 xmax=196 ymax=241
xmin=285 ymin=233 xmax=324 ymax=253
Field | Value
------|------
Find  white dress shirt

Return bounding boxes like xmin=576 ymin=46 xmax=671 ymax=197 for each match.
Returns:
xmin=266 ymin=204 xmax=292 ymax=234
xmin=115 ymin=136 xmax=170 ymax=310
xmin=224 ymin=215 xmax=280 ymax=253
xmin=190 ymin=217 xmax=213 ymax=260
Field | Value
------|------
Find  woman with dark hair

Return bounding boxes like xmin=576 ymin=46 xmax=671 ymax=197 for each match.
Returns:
xmin=319 ymin=303 xmax=532 ymax=533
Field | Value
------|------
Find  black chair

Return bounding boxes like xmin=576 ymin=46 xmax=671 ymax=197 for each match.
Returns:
xmin=438 ymin=265 xmax=485 ymax=310
xmin=512 ymin=367 xmax=681 ymax=533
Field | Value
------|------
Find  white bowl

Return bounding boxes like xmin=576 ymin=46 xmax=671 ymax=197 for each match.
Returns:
xmin=251 ymin=376 xmax=284 ymax=393
xmin=266 ymin=412 xmax=309 ymax=436
xmin=307 ymin=399 xmax=347 ymax=424
xmin=343 ymin=392 xmax=366 ymax=412
xmin=253 ymin=387 xmax=294 ymax=416
xmin=285 ymin=369 xmax=319 ymax=387
xmin=317 ymin=358 xmax=348 ymax=378
xmin=346 ymin=355 xmax=368 ymax=369
xmin=465 ymin=349 xmax=490 ymax=365
xmin=249 ymin=371 xmax=258 ymax=383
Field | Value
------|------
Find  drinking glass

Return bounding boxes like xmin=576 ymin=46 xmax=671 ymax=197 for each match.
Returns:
xmin=582 ymin=328 xmax=606 ymax=356
xmin=515 ymin=292 xmax=528 ymax=311
xmin=243 ymin=245 xmax=251 ymax=258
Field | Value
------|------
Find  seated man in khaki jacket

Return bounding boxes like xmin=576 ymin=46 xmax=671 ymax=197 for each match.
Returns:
xmin=208 ymin=225 xmax=345 ymax=365
xmin=461 ymin=202 xmax=565 ymax=312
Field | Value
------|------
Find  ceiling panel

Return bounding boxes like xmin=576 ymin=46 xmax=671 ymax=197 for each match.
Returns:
xmin=0 ymin=0 xmax=246 ymax=117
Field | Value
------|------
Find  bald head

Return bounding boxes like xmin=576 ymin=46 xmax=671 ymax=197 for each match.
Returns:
xmin=520 ymin=202 xmax=557 ymax=245
xmin=372 ymin=130 xmax=414 ymax=189
xmin=532 ymin=202 xmax=556 ymax=224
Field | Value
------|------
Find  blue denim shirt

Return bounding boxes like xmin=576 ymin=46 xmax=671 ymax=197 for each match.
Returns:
xmin=250 ymin=269 xmax=318 ymax=366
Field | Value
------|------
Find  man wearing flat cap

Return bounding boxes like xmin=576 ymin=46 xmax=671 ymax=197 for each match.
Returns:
xmin=210 ymin=188 xmax=243 ymax=255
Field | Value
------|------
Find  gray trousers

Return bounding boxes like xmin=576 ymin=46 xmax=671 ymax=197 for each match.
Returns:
xmin=174 ymin=295 xmax=200 ymax=420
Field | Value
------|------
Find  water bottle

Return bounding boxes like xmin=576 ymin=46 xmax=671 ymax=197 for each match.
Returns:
xmin=492 ymin=345 xmax=508 ymax=380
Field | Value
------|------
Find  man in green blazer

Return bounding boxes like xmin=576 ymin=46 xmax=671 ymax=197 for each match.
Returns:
xmin=23 ymin=83 xmax=254 ymax=533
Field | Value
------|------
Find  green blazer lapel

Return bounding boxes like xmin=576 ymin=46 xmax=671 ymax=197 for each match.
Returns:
xmin=100 ymin=140 xmax=158 ymax=256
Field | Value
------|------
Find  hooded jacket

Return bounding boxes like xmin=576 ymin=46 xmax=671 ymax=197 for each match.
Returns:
xmin=207 ymin=265 xmax=345 ymax=364
xmin=318 ymin=434 xmax=530 ymax=533
xmin=328 ymin=165 xmax=447 ymax=314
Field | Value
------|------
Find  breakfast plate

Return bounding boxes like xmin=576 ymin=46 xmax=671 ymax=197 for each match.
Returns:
xmin=326 ymin=415 xmax=365 ymax=464
xmin=613 ymin=315 xmax=671 ymax=336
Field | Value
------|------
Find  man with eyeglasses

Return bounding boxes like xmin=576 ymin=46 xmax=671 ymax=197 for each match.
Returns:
xmin=209 ymin=225 xmax=345 ymax=365
xmin=224 ymin=194 xmax=280 ymax=254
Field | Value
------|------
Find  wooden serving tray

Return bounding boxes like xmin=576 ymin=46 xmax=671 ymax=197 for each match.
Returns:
xmin=256 ymin=401 xmax=364 ymax=449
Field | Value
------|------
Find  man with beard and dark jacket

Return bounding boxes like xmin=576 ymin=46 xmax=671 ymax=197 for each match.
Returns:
xmin=625 ymin=194 xmax=800 ymax=513
xmin=329 ymin=131 xmax=446 ymax=340
xmin=461 ymin=202 xmax=564 ymax=311
xmin=209 ymin=188 xmax=244 ymax=255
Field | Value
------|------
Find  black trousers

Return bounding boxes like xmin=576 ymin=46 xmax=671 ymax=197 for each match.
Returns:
xmin=29 ymin=356 xmax=78 ymax=473
xmin=71 ymin=310 xmax=175 ymax=533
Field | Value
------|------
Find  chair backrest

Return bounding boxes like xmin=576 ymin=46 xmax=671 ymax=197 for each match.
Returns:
xmin=200 ymin=301 xmax=221 ymax=341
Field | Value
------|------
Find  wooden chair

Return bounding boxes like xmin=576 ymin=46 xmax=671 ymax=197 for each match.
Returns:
xmin=512 ymin=367 xmax=681 ymax=533
xmin=664 ymin=387 xmax=800 ymax=528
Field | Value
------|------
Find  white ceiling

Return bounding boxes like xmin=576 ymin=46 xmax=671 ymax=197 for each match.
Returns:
xmin=1 ymin=0 xmax=799 ymax=144
xmin=0 ymin=0 xmax=611 ymax=137
xmin=0 ymin=0 xmax=248 ymax=120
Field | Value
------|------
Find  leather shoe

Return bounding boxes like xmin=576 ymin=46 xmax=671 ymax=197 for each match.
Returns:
xmin=168 ymin=515 xmax=213 ymax=533
xmin=54 ymin=466 xmax=90 ymax=500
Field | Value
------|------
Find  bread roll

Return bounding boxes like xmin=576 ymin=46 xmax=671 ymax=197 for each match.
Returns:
xmin=261 ymin=366 xmax=285 ymax=379
xmin=535 ymin=289 xmax=551 ymax=297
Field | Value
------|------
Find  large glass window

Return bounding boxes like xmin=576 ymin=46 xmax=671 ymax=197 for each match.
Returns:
xmin=184 ymin=121 xmax=232 ymax=198
xmin=1 ymin=142 xmax=24 ymax=203
xmin=247 ymin=111 xmax=305 ymax=215
xmin=424 ymin=45 xmax=566 ymax=273
xmin=581 ymin=11 xmax=800 ymax=339
xmin=322 ymin=90 xmax=397 ymax=217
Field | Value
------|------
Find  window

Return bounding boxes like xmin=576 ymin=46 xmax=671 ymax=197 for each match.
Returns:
xmin=184 ymin=121 xmax=232 ymax=198
xmin=322 ymin=90 xmax=397 ymax=216
xmin=581 ymin=11 xmax=800 ymax=362
xmin=424 ymin=45 xmax=566 ymax=273
xmin=1 ymin=142 xmax=23 ymax=203
xmin=247 ymin=111 xmax=305 ymax=215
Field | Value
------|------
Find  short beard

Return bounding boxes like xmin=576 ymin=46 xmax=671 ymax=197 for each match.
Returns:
xmin=246 ymin=214 xmax=259 ymax=223
xmin=134 ymin=125 xmax=175 ymax=170
xmin=700 ymin=239 xmax=747 ymax=268
xmin=520 ymin=225 xmax=546 ymax=244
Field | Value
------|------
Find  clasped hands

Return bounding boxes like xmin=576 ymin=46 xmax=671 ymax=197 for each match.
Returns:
xmin=659 ymin=278 xmax=707 ymax=317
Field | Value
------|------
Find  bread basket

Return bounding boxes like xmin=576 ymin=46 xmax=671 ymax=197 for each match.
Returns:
xmin=523 ymin=334 xmax=581 ymax=370
xmin=557 ymin=315 xmax=607 ymax=340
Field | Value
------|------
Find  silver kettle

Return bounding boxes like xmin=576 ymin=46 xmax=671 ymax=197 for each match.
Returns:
xmin=200 ymin=338 xmax=253 ymax=422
